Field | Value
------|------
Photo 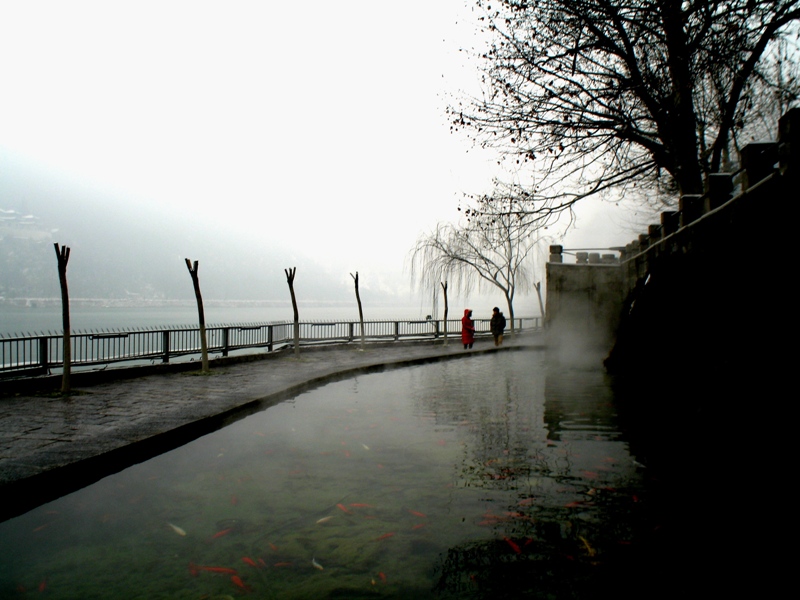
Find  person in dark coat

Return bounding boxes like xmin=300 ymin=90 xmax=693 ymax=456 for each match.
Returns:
xmin=490 ymin=306 xmax=506 ymax=346
xmin=461 ymin=309 xmax=475 ymax=349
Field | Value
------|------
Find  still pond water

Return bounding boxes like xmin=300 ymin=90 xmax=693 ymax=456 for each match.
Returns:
xmin=0 ymin=351 xmax=662 ymax=599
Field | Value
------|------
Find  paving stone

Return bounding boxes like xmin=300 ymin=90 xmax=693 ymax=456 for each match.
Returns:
xmin=0 ymin=335 xmax=543 ymax=519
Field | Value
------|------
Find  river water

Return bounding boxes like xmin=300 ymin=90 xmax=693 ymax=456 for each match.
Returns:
xmin=0 ymin=350 xmax=679 ymax=599
xmin=0 ymin=304 xmax=436 ymax=336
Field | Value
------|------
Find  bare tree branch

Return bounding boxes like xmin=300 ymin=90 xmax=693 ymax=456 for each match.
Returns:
xmin=409 ymin=214 xmax=542 ymax=332
xmin=452 ymin=0 xmax=800 ymax=222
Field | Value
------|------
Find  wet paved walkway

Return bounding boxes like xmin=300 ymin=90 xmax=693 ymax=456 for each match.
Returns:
xmin=0 ymin=335 xmax=543 ymax=520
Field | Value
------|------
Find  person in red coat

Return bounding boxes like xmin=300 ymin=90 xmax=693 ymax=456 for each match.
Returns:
xmin=461 ymin=309 xmax=475 ymax=350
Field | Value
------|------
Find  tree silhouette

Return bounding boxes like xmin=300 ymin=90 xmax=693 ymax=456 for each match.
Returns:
xmin=185 ymin=259 xmax=209 ymax=373
xmin=410 ymin=213 xmax=542 ymax=333
xmin=285 ymin=267 xmax=300 ymax=356
xmin=53 ymin=243 xmax=71 ymax=393
xmin=452 ymin=0 xmax=800 ymax=223
xmin=350 ymin=272 xmax=366 ymax=350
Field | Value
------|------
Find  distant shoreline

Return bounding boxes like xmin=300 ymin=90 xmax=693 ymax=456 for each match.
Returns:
xmin=0 ymin=298 xmax=376 ymax=309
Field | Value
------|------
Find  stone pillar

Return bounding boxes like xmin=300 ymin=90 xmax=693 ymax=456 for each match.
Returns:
xmin=661 ymin=211 xmax=680 ymax=235
xmin=779 ymin=107 xmax=799 ymax=179
xmin=648 ymin=224 xmax=663 ymax=242
xmin=707 ymin=173 xmax=733 ymax=209
xmin=680 ymin=195 xmax=704 ymax=226
xmin=549 ymin=245 xmax=563 ymax=263
xmin=601 ymin=254 xmax=618 ymax=264
xmin=741 ymin=142 xmax=778 ymax=190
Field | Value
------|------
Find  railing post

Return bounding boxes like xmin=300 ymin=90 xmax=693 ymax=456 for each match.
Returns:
xmin=348 ymin=322 xmax=354 ymax=342
xmin=39 ymin=336 xmax=49 ymax=373
xmin=222 ymin=328 xmax=230 ymax=357
xmin=162 ymin=330 xmax=170 ymax=363
xmin=268 ymin=325 xmax=274 ymax=352
xmin=434 ymin=321 xmax=439 ymax=339
xmin=394 ymin=321 xmax=400 ymax=341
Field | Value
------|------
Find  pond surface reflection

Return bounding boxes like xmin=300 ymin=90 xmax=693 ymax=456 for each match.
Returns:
xmin=0 ymin=350 xmax=660 ymax=599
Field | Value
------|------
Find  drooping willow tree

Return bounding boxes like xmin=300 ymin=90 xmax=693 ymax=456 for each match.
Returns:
xmin=409 ymin=212 xmax=543 ymax=333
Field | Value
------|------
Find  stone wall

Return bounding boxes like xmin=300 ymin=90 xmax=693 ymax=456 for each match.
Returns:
xmin=542 ymin=108 xmax=798 ymax=589
xmin=545 ymin=108 xmax=798 ymax=374
xmin=544 ymin=260 xmax=624 ymax=365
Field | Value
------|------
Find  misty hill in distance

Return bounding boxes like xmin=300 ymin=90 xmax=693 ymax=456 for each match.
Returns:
xmin=0 ymin=158 xmax=374 ymax=307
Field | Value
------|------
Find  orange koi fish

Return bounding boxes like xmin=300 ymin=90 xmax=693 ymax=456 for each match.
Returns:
xmin=411 ymin=523 xmax=426 ymax=530
xmin=38 ymin=579 xmax=47 ymax=592
xmin=579 ymin=536 xmax=597 ymax=557
xmin=192 ymin=563 xmax=238 ymax=575
xmin=408 ymin=510 xmax=427 ymax=518
xmin=349 ymin=503 xmax=374 ymax=508
xmin=231 ymin=575 xmax=251 ymax=591
xmin=242 ymin=557 xmax=258 ymax=568
xmin=212 ymin=528 xmax=233 ymax=539
xmin=504 ymin=537 xmax=522 ymax=554
xmin=378 ymin=572 xmax=387 ymax=582
xmin=268 ymin=542 xmax=279 ymax=552
xmin=336 ymin=503 xmax=352 ymax=514
xmin=505 ymin=511 xmax=527 ymax=519
xmin=374 ymin=532 xmax=395 ymax=541
xmin=274 ymin=562 xmax=293 ymax=567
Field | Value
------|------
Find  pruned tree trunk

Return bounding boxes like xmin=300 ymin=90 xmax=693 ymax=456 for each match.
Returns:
xmin=285 ymin=267 xmax=300 ymax=356
xmin=54 ymin=243 xmax=71 ymax=394
xmin=185 ymin=259 xmax=209 ymax=372
xmin=351 ymin=272 xmax=365 ymax=350
xmin=441 ymin=281 xmax=449 ymax=346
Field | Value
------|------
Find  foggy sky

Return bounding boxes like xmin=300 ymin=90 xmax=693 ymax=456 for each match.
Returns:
xmin=0 ymin=1 xmax=629 ymax=312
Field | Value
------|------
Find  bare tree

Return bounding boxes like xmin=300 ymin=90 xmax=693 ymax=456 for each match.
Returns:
xmin=53 ymin=243 xmax=71 ymax=393
xmin=285 ymin=267 xmax=300 ymax=356
xmin=185 ymin=259 xmax=210 ymax=373
xmin=350 ymin=272 xmax=366 ymax=350
xmin=451 ymin=0 xmax=800 ymax=222
xmin=409 ymin=213 xmax=542 ymax=333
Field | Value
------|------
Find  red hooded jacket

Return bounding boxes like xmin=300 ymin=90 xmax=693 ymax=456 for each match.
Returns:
xmin=461 ymin=309 xmax=475 ymax=345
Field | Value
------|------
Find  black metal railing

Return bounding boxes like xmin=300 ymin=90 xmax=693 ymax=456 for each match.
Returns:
xmin=0 ymin=317 xmax=541 ymax=378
